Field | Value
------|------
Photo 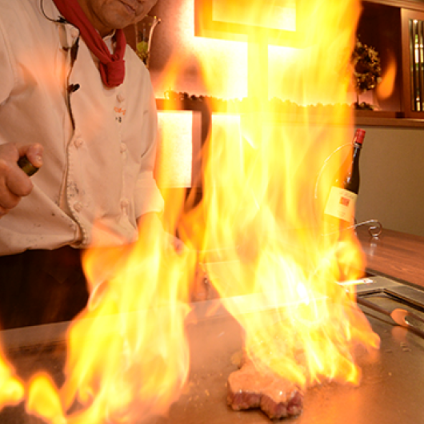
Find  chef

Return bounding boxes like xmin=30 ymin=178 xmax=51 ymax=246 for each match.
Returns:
xmin=0 ymin=0 xmax=165 ymax=329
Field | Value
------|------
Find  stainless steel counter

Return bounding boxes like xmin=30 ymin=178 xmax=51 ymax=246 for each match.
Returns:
xmin=1 ymin=275 xmax=424 ymax=424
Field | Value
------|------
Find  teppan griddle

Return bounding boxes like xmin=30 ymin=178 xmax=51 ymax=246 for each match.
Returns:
xmin=1 ymin=275 xmax=424 ymax=424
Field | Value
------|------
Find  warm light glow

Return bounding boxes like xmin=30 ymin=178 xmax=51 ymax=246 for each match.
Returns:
xmin=156 ymin=110 xmax=198 ymax=188
xmin=0 ymin=350 xmax=24 ymax=410
xmin=55 ymin=218 xmax=195 ymax=424
xmin=19 ymin=159 xmax=196 ymax=423
xmin=212 ymin=0 xmax=296 ymax=32
xmin=20 ymin=217 xmax=195 ymax=424
xmin=26 ymin=373 xmax=65 ymax=424
xmin=151 ymin=0 xmax=248 ymax=99
xmin=0 ymin=1 xmax=380 ymax=421
xmin=376 ymin=51 xmax=397 ymax=100
xmin=209 ymin=113 xmax=244 ymax=182
xmin=185 ymin=0 xmax=380 ymax=388
xmin=268 ymin=44 xmax=307 ymax=102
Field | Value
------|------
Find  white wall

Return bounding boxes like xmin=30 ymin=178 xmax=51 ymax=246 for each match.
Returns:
xmin=355 ymin=125 xmax=424 ymax=236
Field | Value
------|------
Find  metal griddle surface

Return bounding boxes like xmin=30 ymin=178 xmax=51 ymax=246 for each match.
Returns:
xmin=1 ymin=276 xmax=424 ymax=424
xmin=150 ymin=301 xmax=424 ymax=424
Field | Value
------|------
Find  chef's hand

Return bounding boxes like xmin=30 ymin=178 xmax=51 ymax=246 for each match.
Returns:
xmin=0 ymin=143 xmax=43 ymax=217
xmin=137 ymin=212 xmax=187 ymax=254
xmin=166 ymin=231 xmax=186 ymax=254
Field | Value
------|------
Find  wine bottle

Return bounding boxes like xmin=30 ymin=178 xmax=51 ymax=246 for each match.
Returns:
xmin=324 ymin=128 xmax=366 ymax=226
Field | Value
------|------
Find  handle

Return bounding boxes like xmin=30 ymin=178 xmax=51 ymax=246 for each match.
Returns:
xmin=17 ymin=155 xmax=39 ymax=176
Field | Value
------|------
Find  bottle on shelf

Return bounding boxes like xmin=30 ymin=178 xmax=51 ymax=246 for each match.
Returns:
xmin=324 ymin=128 xmax=366 ymax=230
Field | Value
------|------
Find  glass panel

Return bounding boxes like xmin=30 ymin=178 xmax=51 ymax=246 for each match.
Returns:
xmin=410 ymin=18 xmax=424 ymax=111
xmin=419 ymin=20 xmax=424 ymax=111
xmin=211 ymin=0 xmax=296 ymax=32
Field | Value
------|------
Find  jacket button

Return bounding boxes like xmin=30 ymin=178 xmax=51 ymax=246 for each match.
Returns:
xmin=73 ymin=202 xmax=83 ymax=212
xmin=74 ymin=137 xmax=83 ymax=148
xmin=70 ymin=27 xmax=79 ymax=39
xmin=120 ymin=143 xmax=127 ymax=153
xmin=117 ymin=94 xmax=125 ymax=103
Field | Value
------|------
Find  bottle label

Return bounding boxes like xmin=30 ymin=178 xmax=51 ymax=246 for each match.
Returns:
xmin=324 ymin=187 xmax=357 ymax=222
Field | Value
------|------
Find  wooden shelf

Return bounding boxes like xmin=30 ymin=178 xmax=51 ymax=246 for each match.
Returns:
xmin=154 ymin=1 xmax=424 ymax=129
xmin=355 ymin=115 xmax=424 ymax=127
xmin=353 ymin=110 xmax=424 ymax=127
xmin=363 ymin=0 xmax=424 ymax=12
xmin=354 ymin=0 xmax=424 ymax=124
xmin=156 ymin=98 xmax=424 ymax=128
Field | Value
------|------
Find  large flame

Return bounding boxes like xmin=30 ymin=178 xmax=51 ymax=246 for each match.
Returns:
xmin=59 ymin=226 xmax=194 ymax=423
xmin=376 ymin=51 xmax=397 ymax=100
xmin=24 ymin=198 xmax=196 ymax=423
xmin=0 ymin=0 xmax=380 ymax=422
xmin=0 ymin=350 xmax=24 ymax=410
xmin=182 ymin=0 xmax=380 ymax=388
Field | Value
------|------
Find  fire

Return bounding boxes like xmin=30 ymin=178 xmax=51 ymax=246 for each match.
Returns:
xmin=26 ymin=373 xmax=66 ymax=424
xmin=23 ymin=199 xmax=196 ymax=423
xmin=57 ymin=213 xmax=195 ymax=423
xmin=0 ymin=0 xmax=380 ymax=422
xmin=0 ymin=350 xmax=24 ymax=410
xmin=376 ymin=51 xmax=397 ymax=100
xmin=183 ymin=0 xmax=380 ymax=388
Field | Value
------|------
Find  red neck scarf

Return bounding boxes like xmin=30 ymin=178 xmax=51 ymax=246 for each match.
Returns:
xmin=53 ymin=0 xmax=126 ymax=88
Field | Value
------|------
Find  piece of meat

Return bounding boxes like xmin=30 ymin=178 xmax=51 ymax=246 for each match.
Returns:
xmin=227 ymin=360 xmax=303 ymax=419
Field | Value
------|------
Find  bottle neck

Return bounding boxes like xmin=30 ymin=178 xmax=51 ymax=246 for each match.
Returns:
xmin=352 ymin=142 xmax=362 ymax=160
xmin=344 ymin=142 xmax=362 ymax=193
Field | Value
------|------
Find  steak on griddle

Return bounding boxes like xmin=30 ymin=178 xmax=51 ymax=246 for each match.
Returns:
xmin=227 ymin=358 xmax=303 ymax=419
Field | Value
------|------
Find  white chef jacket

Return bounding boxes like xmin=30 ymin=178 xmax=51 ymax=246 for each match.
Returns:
xmin=0 ymin=0 xmax=164 ymax=255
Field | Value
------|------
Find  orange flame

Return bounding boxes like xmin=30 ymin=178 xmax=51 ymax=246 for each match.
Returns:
xmin=183 ymin=0 xmax=380 ymax=388
xmin=26 ymin=373 xmax=65 ymax=424
xmin=0 ymin=0 xmax=380 ymax=422
xmin=22 ymin=199 xmax=196 ymax=424
xmin=57 ymin=214 xmax=195 ymax=424
xmin=376 ymin=51 xmax=397 ymax=100
xmin=0 ymin=350 xmax=24 ymax=410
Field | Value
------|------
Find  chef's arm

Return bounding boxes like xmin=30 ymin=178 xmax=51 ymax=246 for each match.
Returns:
xmin=137 ymin=212 xmax=185 ymax=253
xmin=136 ymin=211 xmax=162 ymax=237
xmin=0 ymin=143 xmax=43 ymax=217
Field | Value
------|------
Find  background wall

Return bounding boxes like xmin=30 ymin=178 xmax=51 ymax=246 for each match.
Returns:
xmin=144 ymin=0 xmax=424 ymax=238
xmin=148 ymin=0 xmax=249 ymax=100
xmin=355 ymin=125 xmax=424 ymax=237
